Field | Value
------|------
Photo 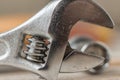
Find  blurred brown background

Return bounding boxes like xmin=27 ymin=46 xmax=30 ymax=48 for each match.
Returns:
xmin=0 ymin=0 xmax=120 ymax=80
xmin=0 ymin=0 xmax=120 ymax=31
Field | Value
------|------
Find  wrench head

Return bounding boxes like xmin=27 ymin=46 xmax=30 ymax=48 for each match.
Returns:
xmin=49 ymin=0 xmax=114 ymax=40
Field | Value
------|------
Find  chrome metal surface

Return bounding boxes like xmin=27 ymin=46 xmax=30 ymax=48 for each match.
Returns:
xmin=71 ymin=36 xmax=110 ymax=74
xmin=0 ymin=0 xmax=114 ymax=80
xmin=60 ymin=50 xmax=104 ymax=73
xmin=21 ymin=34 xmax=49 ymax=64
xmin=60 ymin=43 xmax=104 ymax=73
xmin=81 ymin=42 xmax=110 ymax=74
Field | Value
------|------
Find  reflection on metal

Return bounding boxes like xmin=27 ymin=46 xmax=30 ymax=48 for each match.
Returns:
xmin=0 ymin=0 xmax=114 ymax=80
xmin=21 ymin=34 xmax=50 ymax=65
xmin=70 ymin=36 xmax=110 ymax=74
xmin=61 ymin=50 xmax=104 ymax=73
xmin=81 ymin=42 xmax=110 ymax=74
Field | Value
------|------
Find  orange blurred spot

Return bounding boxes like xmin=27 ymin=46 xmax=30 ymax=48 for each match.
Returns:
xmin=69 ymin=21 xmax=113 ymax=43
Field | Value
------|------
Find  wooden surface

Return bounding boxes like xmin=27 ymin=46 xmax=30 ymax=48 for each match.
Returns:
xmin=0 ymin=14 xmax=33 ymax=33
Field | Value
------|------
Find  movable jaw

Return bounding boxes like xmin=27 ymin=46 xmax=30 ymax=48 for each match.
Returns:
xmin=0 ymin=0 xmax=114 ymax=80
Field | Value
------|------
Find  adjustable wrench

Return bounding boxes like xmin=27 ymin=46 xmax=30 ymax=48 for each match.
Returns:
xmin=0 ymin=0 xmax=114 ymax=80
